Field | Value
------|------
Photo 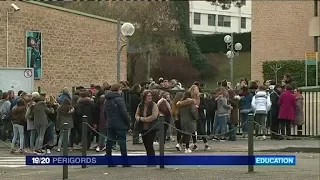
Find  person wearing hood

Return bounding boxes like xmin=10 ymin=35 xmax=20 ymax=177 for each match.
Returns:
xmin=10 ymin=99 xmax=27 ymax=153
xmin=57 ymin=87 xmax=71 ymax=104
xmin=74 ymin=90 xmax=96 ymax=149
xmin=251 ymin=85 xmax=271 ymax=140
xmin=104 ymin=84 xmax=131 ymax=167
xmin=0 ymin=92 xmax=12 ymax=141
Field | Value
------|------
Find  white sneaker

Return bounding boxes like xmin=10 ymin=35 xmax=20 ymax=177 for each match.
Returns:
xmin=46 ymin=149 xmax=51 ymax=154
xmin=185 ymin=148 xmax=192 ymax=153
xmin=175 ymin=144 xmax=181 ymax=151
xmin=262 ymin=135 xmax=266 ymax=140
xmin=57 ymin=149 xmax=61 ymax=152
xmin=95 ymin=146 xmax=100 ymax=152
xmin=153 ymin=142 xmax=159 ymax=146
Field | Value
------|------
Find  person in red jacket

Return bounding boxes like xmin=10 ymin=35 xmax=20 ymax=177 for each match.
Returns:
xmin=278 ymin=84 xmax=295 ymax=139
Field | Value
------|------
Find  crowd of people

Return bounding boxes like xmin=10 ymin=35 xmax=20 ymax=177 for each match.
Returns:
xmin=0 ymin=73 xmax=305 ymax=158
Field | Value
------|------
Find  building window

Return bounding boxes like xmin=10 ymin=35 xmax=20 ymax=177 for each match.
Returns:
xmin=241 ymin=0 xmax=246 ymax=5
xmin=241 ymin=17 xmax=246 ymax=29
xmin=194 ymin=13 xmax=201 ymax=25
xmin=208 ymin=14 xmax=216 ymax=26
xmin=218 ymin=15 xmax=231 ymax=27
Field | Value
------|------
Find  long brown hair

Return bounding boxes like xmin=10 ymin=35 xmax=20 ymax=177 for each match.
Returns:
xmin=173 ymin=92 xmax=184 ymax=104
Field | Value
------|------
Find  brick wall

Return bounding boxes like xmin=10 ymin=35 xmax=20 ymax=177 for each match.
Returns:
xmin=251 ymin=1 xmax=317 ymax=81
xmin=0 ymin=1 xmax=127 ymax=95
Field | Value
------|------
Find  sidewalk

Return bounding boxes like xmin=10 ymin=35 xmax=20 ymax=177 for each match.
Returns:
xmin=1 ymin=136 xmax=319 ymax=154
xmin=0 ymin=152 xmax=319 ymax=180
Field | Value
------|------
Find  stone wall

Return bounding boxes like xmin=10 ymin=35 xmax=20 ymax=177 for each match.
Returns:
xmin=251 ymin=1 xmax=317 ymax=81
xmin=0 ymin=1 xmax=127 ymax=95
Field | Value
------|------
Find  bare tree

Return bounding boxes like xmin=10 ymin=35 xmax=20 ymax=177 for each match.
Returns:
xmin=269 ymin=62 xmax=283 ymax=83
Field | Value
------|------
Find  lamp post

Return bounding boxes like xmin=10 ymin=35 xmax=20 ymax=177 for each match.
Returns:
xmin=116 ymin=19 xmax=135 ymax=83
xmin=224 ymin=33 xmax=242 ymax=86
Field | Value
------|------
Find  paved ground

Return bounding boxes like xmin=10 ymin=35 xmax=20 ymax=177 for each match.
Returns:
xmin=0 ymin=152 xmax=319 ymax=180
xmin=1 ymin=136 xmax=319 ymax=154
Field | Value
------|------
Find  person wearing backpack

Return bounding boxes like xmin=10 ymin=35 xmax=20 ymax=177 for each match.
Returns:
xmin=0 ymin=92 xmax=12 ymax=141
xmin=251 ymin=85 xmax=272 ymax=140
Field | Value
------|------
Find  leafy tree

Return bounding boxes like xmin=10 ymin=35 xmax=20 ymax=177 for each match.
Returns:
xmin=206 ymin=0 xmax=243 ymax=10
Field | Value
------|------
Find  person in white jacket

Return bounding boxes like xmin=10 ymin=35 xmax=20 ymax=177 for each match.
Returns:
xmin=251 ymin=85 xmax=272 ymax=140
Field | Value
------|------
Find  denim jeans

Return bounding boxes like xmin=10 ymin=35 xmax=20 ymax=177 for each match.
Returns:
xmin=35 ymin=125 xmax=47 ymax=150
xmin=240 ymin=113 xmax=249 ymax=134
xmin=255 ymin=114 xmax=267 ymax=136
xmin=29 ymin=129 xmax=36 ymax=149
xmin=228 ymin=123 xmax=236 ymax=138
xmin=106 ymin=128 xmax=127 ymax=156
xmin=214 ymin=115 xmax=228 ymax=136
xmin=11 ymin=124 xmax=24 ymax=149
xmin=47 ymin=121 xmax=54 ymax=143
xmin=57 ymin=128 xmax=71 ymax=149
xmin=212 ymin=114 xmax=219 ymax=135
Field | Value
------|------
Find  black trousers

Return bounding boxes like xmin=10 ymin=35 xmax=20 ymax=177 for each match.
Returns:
xmin=131 ymin=115 xmax=140 ymax=144
xmin=142 ymin=130 xmax=157 ymax=156
xmin=192 ymin=119 xmax=207 ymax=143
xmin=270 ymin=115 xmax=280 ymax=138
xmin=174 ymin=120 xmax=182 ymax=143
xmin=279 ymin=119 xmax=291 ymax=136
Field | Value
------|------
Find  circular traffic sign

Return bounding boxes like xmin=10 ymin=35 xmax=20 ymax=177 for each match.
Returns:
xmin=24 ymin=69 xmax=32 ymax=78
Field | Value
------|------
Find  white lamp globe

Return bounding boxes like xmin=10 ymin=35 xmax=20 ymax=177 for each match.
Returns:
xmin=224 ymin=35 xmax=232 ymax=43
xmin=121 ymin=22 xmax=135 ymax=37
xmin=226 ymin=50 xmax=234 ymax=59
xmin=235 ymin=43 xmax=243 ymax=51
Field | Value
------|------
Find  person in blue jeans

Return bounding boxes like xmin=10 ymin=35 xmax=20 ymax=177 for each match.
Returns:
xmin=215 ymin=87 xmax=233 ymax=140
xmin=239 ymin=86 xmax=253 ymax=138
xmin=104 ymin=84 xmax=131 ymax=167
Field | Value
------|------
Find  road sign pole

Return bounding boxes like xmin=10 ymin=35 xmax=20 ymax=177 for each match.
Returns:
xmin=316 ymin=52 xmax=318 ymax=86
xmin=305 ymin=54 xmax=308 ymax=86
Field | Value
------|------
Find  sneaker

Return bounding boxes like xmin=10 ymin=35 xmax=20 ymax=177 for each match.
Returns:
xmin=153 ymin=142 xmax=159 ymax=146
xmin=204 ymin=145 xmax=210 ymax=150
xmin=185 ymin=148 xmax=192 ymax=153
xmin=192 ymin=144 xmax=198 ymax=151
xmin=101 ymin=146 xmax=106 ymax=151
xmin=170 ymin=136 xmax=175 ymax=142
xmin=96 ymin=146 xmax=100 ymax=152
xmin=262 ymin=135 xmax=266 ymax=140
xmin=175 ymin=144 xmax=181 ymax=151
xmin=57 ymin=148 xmax=61 ymax=152
xmin=46 ymin=149 xmax=51 ymax=154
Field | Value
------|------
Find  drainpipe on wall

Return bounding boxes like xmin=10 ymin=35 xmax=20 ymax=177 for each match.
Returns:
xmin=314 ymin=0 xmax=318 ymax=52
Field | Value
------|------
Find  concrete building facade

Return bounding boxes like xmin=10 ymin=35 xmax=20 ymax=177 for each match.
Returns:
xmin=251 ymin=0 xmax=319 ymax=82
xmin=0 ymin=1 xmax=126 ymax=95
xmin=189 ymin=0 xmax=251 ymax=35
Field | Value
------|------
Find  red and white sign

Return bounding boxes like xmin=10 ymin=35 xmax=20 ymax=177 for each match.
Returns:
xmin=24 ymin=69 xmax=32 ymax=78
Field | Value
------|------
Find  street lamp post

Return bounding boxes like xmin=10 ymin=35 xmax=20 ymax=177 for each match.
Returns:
xmin=116 ymin=19 xmax=135 ymax=83
xmin=224 ymin=33 xmax=242 ymax=86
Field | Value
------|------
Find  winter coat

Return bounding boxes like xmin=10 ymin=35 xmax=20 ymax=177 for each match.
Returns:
xmin=104 ymin=91 xmax=131 ymax=130
xmin=176 ymin=98 xmax=197 ymax=134
xmin=228 ymin=89 xmax=240 ymax=124
xmin=278 ymin=90 xmax=295 ymax=121
xmin=11 ymin=105 xmax=26 ymax=126
xmin=74 ymin=97 xmax=96 ymax=127
xmin=26 ymin=102 xmax=35 ymax=130
xmin=56 ymin=107 xmax=74 ymax=130
xmin=251 ymin=91 xmax=271 ymax=114
xmin=270 ymin=90 xmax=281 ymax=121
xmin=0 ymin=99 xmax=11 ymax=120
xmin=32 ymin=100 xmax=54 ymax=127
xmin=293 ymin=94 xmax=304 ymax=125
xmin=216 ymin=95 xmax=232 ymax=117
xmin=135 ymin=102 xmax=159 ymax=131
xmin=239 ymin=91 xmax=253 ymax=112
xmin=57 ymin=93 xmax=71 ymax=104
xmin=129 ymin=92 xmax=141 ymax=118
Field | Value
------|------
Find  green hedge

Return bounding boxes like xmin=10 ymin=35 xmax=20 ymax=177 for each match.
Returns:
xmin=262 ymin=60 xmax=320 ymax=87
xmin=195 ymin=32 xmax=251 ymax=53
